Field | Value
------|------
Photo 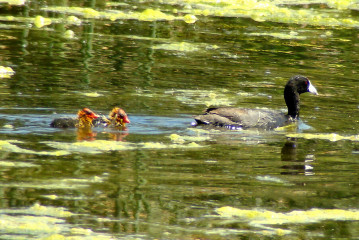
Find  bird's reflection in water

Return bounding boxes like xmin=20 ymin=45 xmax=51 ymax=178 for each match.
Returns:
xmin=281 ymin=138 xmax=315 ymax=176
xmin=76 ymin=128 xmax=97 ymax=141
xmin=76 ymin=127 xmax=129 ymax=141
xmin=108 ymin=126 xmax=129 ymax=141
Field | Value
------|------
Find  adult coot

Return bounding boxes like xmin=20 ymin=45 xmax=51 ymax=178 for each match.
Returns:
xmin=193 ymin=75 xmax=318 ymax=129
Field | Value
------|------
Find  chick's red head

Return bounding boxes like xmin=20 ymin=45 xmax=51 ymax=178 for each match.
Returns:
xmin=78 ymin=108 xmax=99 ymax=120
xmin=109 ymin=107 xmax=130 ymax=126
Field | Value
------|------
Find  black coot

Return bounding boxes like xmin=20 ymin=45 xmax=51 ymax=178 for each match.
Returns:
xmin=194 ymin=75 xmax=318 ymax=129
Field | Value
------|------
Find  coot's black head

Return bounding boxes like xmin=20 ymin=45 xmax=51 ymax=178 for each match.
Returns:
xmin=284 ymin=75 xmax=318 ymax=118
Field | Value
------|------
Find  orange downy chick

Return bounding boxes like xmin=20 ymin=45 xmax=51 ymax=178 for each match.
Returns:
xmin=108 ymin=107 xmax=130 ymax=127
xmin=76 ymin=108 xmax=99 ymax=128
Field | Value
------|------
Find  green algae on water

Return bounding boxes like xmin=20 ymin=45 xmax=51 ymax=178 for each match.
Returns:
xmin=42 ymin=6 xmax=197 ymax=23
xmin=0 ymin=66 xmax=15 ymax=78
xmin=44 ymin=139 xmax=203 ymax=154
xmin=34 ymin=15 xmax=52 ymax=28
xmin=247 ymin=31 xmax=307 ymax=40
xmin=170 ymin=0 xmax=359 ymax=28
xmin=286 ymin=133 xmax=359 ymax=141
xmin=0 ymin=140 xmax=69 ymax=156
xmin=0 ymin=0 xmax=25 ymax=5
xmin=217 ymin=206 xmax=359 ymax=235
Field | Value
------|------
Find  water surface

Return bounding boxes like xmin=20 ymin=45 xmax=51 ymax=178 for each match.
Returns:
xmin=0 ymin=0 xmax=358 ymax=239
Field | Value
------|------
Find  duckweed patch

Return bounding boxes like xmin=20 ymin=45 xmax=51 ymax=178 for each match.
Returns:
xmin=216 ymin=206 xmax=359 ymax=235
xmin=43 ymin=6 xmax=197 ymax=23
xmin=0 ymin=0 xmax=25 ymax=5
xmin=172 ymin=0 xmax=359 ymax=28
xmin=0 ymin=204 xmax=114 ymax=239
xmin=0 ymin=140 xmax=69 ymax=156
xmin=34 ymin=15 xmax=52 ymax=28
xmin=286 ymin=133 xmax=359 ymax=141
xmin=0 ymin=203 xmax=73 ymax=217
xmin=164 ymin=89 xmax=238 ymax=107
xmin=152 ymin=41 xmax=220 ymax=53
xmin=169 ymin=133 xmax=210 ymax=143
xmin=152 ymin=42 xmax=201 ymax=52
xmin=0 ymin=66 xmax=15 ymax=78
xmin=0 ymin=160 xmax=37 ymax=168
xmin=44 ymin=138 xmax=203 ymax=154
xmin=79 ymin=92 xmax=103 ymax=97
xmin=247 ymin=31 xmax=307 ymax=40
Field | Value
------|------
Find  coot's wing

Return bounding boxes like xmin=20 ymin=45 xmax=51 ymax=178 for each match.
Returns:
xmin=195 ymin=107 xmax=289 ymax=129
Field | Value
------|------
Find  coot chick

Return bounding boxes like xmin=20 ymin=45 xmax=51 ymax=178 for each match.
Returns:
xmin=105 ymin=107 xmax=131 ymax=127
xmin=194 ymin=75 xmax=318 ymax=129
xmin=50 ymin=108 xmax=101 ymax=128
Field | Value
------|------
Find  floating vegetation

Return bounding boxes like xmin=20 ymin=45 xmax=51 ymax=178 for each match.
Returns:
xmin=169 ymin=133 xmax=210 ymax=143
xmin=216 ymin=206 xmax=359 ymax=235
xmin=0 ymin=160 xmax=37 ymax=168
xmin=0 ymin=204 xmax=114 ymax=239
xmin=1 ymin=203 xmax=73 ymax=218
xmin=247 ymin=31 xmax=307 ymax=40
xmin=34 ymin=15 xmax=52 ymax=28
xmin=152 ymin=42 xmax=200 ymax=52
xmin=152 ymin=41 xmax=219 ymax=53
xmin=43 ymin=6 xmax=197 ymax=23
xmin=164 ymin=89 xmax=238 ymax=107
xmin=43 ymin=138 xmax=202 ymax=154
xmin=63 ymin=29 xmax=75 ymax=39
xmin=0 ymin=140 xmax=69 ymax=156
xmin=255 ymin=175 xmax=292 ymax=185
xmin=0 ymin=66 xmax=15 ymax=78
xmin=0 ymin=0 xmax=25 ymax=5
xmin=44 ymin=140 xmax=136 ymax=154
xmin=79 ymin=92 xmax=103 ymax=97
xmin=66 ymin=15 xmax=82 ymax=25
xmin=0 ymin=177 xmax=100 ymax=190
xmin=169 ymin=0 xmax=359 ymax=28
xmin=287 ymin=133 xmax=359 ymax=141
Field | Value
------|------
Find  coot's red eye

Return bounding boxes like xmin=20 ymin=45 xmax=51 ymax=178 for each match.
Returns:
xmin=305 ymin=80 xmax=309 ymax=85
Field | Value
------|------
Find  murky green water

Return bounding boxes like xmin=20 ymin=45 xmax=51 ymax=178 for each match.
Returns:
xmin=0 ymin=0 xmax=358 ymax=239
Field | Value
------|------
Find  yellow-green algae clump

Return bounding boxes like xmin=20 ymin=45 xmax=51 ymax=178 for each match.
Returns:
xmin=287 ymin=133 xmax=359 ymax=142
xmin=43 ymin=6 xmax=197 ymax=23
xmin=0 ymin=66 xmax=15 ymax=78
xmin=164 ymin=89 xmax=238 ymax=107
xmin=34 ymin=15 xmax=52 ymax=28
xmin=0 ymin=203 xmax=114 ymax=239
xmin=0 ymin=140 xmax=69 ymax=156
xmin=217 ymin=206 xmax=359 ymax=235
xmin=44 ymin=138 xmax=202 ymax=154
xmin=172 ymin=0 xmax=359 ymax=28
xmin=0 ymin=0 xmax=25 ymax=5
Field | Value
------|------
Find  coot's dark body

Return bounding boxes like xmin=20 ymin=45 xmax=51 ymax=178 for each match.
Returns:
xmin=195 ymin=107 xmax=291 ymax=129
xmin=194 ymin=75 xmax=318 ymax=129
xmin=50 ymin=117 xmax=77 ymax=128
